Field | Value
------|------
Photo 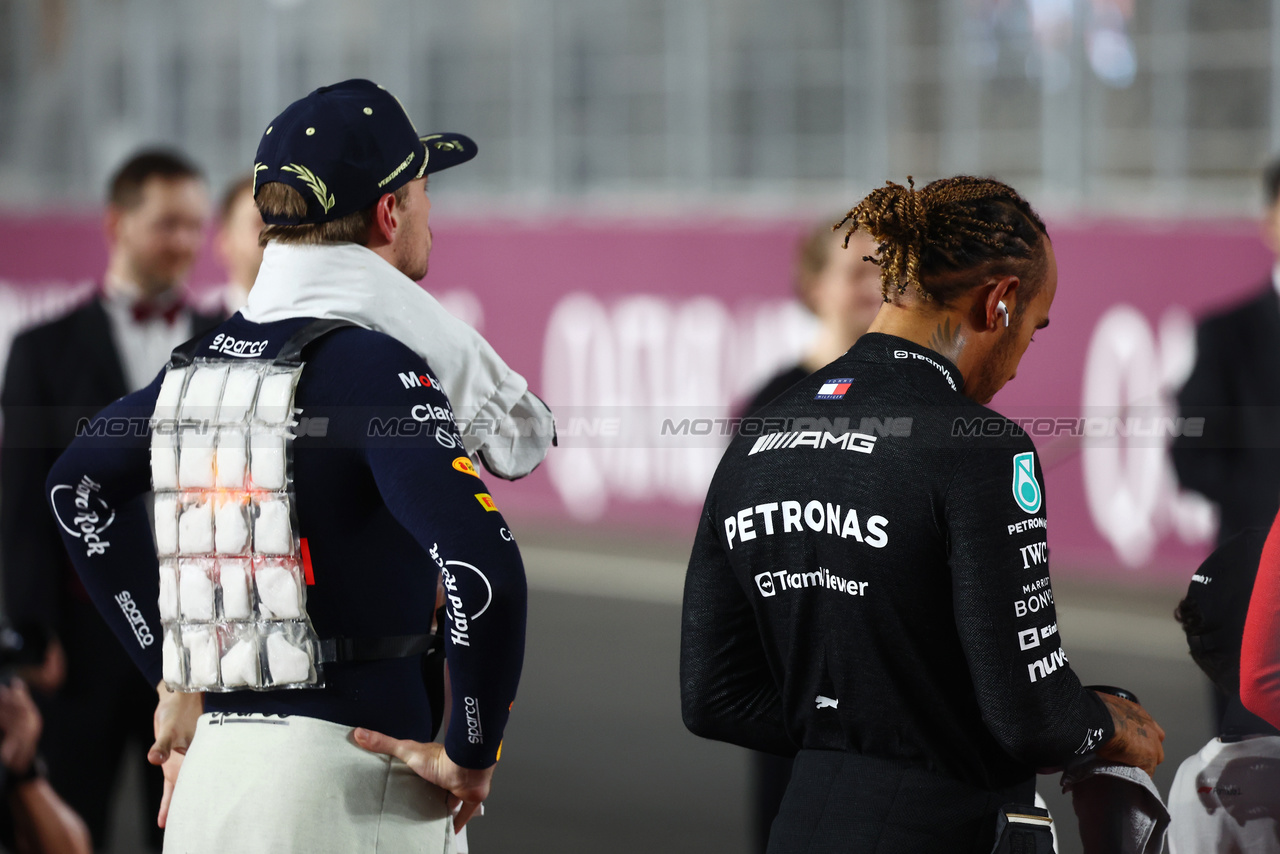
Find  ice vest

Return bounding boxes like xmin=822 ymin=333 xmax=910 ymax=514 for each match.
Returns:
xmin=149 ymin=319 xmax=431 ymax=692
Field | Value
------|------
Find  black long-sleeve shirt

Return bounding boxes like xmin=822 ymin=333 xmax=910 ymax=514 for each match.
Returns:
xmin=45 ymin=314 xmax=526 ymax=768
xmin=681 ymin=332 xmax=1113 ymax=792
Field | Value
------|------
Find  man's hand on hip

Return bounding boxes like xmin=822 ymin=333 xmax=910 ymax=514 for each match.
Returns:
xmin=353 ymin=727 xmax=493 ymax=832
xmin=1095 ymin=691 xmax=1165 ymax=777
xmin=150 ymin=682 xmax=203 ymax=828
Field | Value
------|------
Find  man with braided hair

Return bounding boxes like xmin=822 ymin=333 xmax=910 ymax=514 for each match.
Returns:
xmin=681 ymin=176 xmax=1166 ymax=853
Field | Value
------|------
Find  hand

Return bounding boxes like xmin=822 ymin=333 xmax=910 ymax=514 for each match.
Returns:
xmin=353 ymin=728 xmax=493 ymax=832
xmin=1095 ymin=691 xmax=1165 ymax=777
xmin=17 ymin=638 xmax=65 ymax=695
xmin=0 ymin=679 xmax=41 ymax=776
xmin=154 ymin=750 xmax=184 ymax=829
xmin=148 ymin=682 xmax=203 ymax=828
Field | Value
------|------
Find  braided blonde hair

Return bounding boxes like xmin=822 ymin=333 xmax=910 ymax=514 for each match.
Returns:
xmin=835 ymin=176 xmax=1049 ymax=307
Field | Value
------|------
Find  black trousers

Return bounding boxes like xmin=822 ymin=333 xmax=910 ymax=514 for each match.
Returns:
xmin=767 ymin=750 xmax=1035 ymax=854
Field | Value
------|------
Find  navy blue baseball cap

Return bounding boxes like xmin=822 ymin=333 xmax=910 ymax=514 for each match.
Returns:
xmin=252 ymin=79 xmax=476 ymax=225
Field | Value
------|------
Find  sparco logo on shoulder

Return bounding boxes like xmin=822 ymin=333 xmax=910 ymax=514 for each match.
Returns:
xmin=210 ymin=333 xmax=269 ymax=358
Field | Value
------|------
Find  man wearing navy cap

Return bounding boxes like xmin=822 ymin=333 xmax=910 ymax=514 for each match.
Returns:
xmin=43 ymin=80 xmax=532 ymax=853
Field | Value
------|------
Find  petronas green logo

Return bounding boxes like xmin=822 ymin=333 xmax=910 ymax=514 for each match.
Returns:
xmin=281 ymin=164 xmax=335 ymax=214
xmin=1012 ymin=452 xmax=1042 ymax=514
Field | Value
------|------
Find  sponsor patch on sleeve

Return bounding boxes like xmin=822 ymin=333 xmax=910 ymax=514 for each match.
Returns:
xmin=815 ymin=378 xmax=853 ymax=401
xmin=475 ymin=493 xmax=498 ymax=512
xmin=453 ymin=457 xmax=480 ymax=477
xmin=1012 ymin=451 xmax=1042 ymax=514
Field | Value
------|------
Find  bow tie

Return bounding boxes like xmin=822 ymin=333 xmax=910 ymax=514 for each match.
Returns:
xmin=131 ymin=299 xmax=184 ymax=325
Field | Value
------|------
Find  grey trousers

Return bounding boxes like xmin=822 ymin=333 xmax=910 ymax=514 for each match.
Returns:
xmin=163 ymin=713 xmax=455 ymax=854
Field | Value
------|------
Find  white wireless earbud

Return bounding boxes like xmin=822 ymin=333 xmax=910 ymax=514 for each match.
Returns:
xmin=996 ymin=300 xmax=1009 ymax=328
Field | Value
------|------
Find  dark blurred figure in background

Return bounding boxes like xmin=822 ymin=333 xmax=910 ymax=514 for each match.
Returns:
xmin=739 ymin=220 xmax=883 ymax=853
xmin=0 ymin=675 xmax=91 ymax=854
xmin=212 ymin=174 xmax=265 ymax=314
xmin=1173 ymin=156 xmax=1280 ymax=548
xmin=744 ymin=222 xmax=883 ymax=415
xmin=0 ymin=149 xmax=220 ymax=849
xmin=1169 ymin=529 xmax=1280 ymax=853
xmin=1172 ymin=156 xmax=1280 ymax=733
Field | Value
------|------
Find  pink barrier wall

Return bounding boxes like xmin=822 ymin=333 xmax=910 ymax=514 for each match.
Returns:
xmin=1 ymin=213 xmax=1272 ymax=579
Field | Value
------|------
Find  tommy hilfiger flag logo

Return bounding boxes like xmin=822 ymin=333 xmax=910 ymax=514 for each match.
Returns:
xmin=815 ymin=378 xmax=853 ymax=400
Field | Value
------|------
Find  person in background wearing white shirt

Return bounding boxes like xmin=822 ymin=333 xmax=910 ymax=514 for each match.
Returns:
xmin=0 ymin=149 xmax=221 ymax=851
xmin=213 ymin=175 xmax=265 ymax=314
xmin=1169 ymin=528 xmax=1280 ymax=853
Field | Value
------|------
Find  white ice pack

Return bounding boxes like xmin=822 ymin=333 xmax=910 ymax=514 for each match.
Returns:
xmin=177 ymin=500 xmax=214 ymax=555
xmin=266 ymin=633 xmax=311 ymax=685
xmin=219 ymin=369 xmax=260 ymax=423
xmin=154 ymin=496 xmax=179 ymax=556
xmin=256 ymin=372 xmax=295 ymax=424
xmin=219 ymin=561 xmax=252 ymax=619
xmin=180 ymin=365 xmax=228 ymax=420
xmin=214 ymin=499 xmax=249 ymax=554
xmin=162 ymin=629 xmax=183 ymax=685
xmin=256 ymin=565 xmax=302 ymax=619
xmin=158 ymin=563 xmax=179 ymax=621
xmin=184 ymin=627 xmax=219 ymax=687
xmin=254 ymin=499 xmax=292 ymax=555
xmin=220 ymin=637 xmax=261 ymax=688
xmin=154 ymin=368 xmax=188 ymax=422
xmin=178 ymin=561 xmax=215 ymax=621
xmin=250 ymin=433 xmax=286 ymax=490
xmin=151 ymin=432 xmax=178 ymax=491
xmin=215 ymin=428 xmax=248 ymax=489
xmin=178 ymin=432 xmax=216 ymax=489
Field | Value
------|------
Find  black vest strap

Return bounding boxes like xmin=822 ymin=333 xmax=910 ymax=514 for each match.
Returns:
xmin=274 ymin=319 xmax=361 ymax=365
xmin=167 ymin=332 xmax=205 ymax=368
xmin=317 ymin=633 xmax=435 ymax=664
xmin=167 ymin=318 xmax=361 ymax=368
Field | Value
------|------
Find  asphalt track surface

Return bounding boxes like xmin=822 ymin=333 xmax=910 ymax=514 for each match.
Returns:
xmin=103 ymin=527 xmax=1213 ymax=854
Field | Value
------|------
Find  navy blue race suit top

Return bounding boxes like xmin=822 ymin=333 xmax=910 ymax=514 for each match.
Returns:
xmin=45 ymin=313 xmax=526 ymax=769
xmin=680 ymin=333 xmax=1114 ymax=792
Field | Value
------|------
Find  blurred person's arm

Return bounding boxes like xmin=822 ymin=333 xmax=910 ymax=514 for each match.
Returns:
xmin=1240 ymin=510 xmax=1280 ymax=727
xmin=679 ymin=502 xmax=795 ymax=757
xmin=947 ymin=439 xmax=1162 ymax=775
xmin=1171 ymin=318 xmax=1235 ymax=505
xmin=1 ymin=335 xmax=69 ymax=693
xmin=0 ymin=680 xmax=91 ymax=854
xmin=9 ymin=778 xmax=92 ymax=854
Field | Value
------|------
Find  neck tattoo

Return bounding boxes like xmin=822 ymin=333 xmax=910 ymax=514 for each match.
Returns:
xmin=928 ymin=317 xmax=965 ymax=363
